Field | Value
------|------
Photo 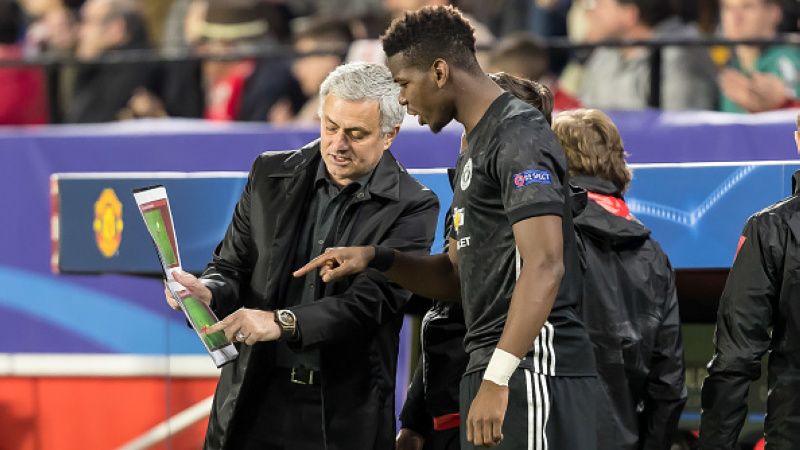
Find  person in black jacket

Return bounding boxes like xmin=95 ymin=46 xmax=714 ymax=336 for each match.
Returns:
xmin=66 ymin=0 xmax=160 ymax=123
xmin=699 ymin=114 xmax=800 ymax=450
xmin=552 ymin=108 xmax=687 ymax=450
xmin=297 ymin=7 xmax=600 ymax=447
xmin=165 ymin=62 xmax=439 ymax=450
xmin=396 ymin=72 xmax=556 ymax=450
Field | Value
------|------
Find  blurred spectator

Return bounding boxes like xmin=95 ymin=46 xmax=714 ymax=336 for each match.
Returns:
xmin=240 ymin=16 xmax=353 ymax=123
xmin=25 ymin=3 xmax=78 ymax=56
xmin=24 ymin=3 xmax=78 ymax=122
xmin=487 ymin=32 xmax=581 ymax=112
xmin=579 ymin=0 xmax=718 ymax=110
xmin=66 ymin=0 xmax=159 ymax=123
xmin=193 ymin=0 xmax=275 ymax=121
xmin=718 ymin=0 xmax=800 ymax=113
xmin=0 ymin=0 xmax=49 ymax=125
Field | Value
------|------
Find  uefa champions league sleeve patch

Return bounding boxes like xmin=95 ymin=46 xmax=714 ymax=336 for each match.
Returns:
xmin=512 ymin=169 xmax=552 ymax=188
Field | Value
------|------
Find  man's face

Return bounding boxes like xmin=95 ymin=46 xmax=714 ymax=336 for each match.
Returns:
xmin=584 ymin=0 xmax=629 ymax=42
xmin=76 ymin=0 xmax=117 ymax=59
xmin=319 ymin=94 xmax=397 ymax=187
xmin=721 ymin=0 xmax=781 ymax=40
xmin=387 ymin=53 xmax=455 ymax=134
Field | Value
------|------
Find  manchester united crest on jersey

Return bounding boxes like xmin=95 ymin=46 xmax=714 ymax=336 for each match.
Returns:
xmin=460 ymin=158 xmax=473 ymax=191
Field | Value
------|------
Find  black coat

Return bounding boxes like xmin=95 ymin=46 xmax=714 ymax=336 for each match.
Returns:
xmin=699 ymin=171 xmax=800 ymax=450
xmin=400 ymin=168 xmax=468 ymax=438
xmin=200 ymin=140 xmax=439 ymax=450
xmin=66 ymin=43 xmax=160 ymax=123
xmin=572 ymin=175 xmax=687 ymax=450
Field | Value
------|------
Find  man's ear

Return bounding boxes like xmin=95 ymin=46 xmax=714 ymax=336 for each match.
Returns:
xmin=431 ymin=59 xmax=450 ymax=89
xmin=383 ymin=124 xmax=401 ymax=150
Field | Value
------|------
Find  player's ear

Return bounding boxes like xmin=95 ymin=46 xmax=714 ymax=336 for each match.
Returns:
xmin=431 ymin=59 xmax=449 ymax=89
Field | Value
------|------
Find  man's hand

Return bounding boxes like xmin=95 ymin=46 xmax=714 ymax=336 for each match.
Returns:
xmin=750 ymin=72 xmax=792 ymax=111
xmin=203 ymin=308 xmax=279 ymax=345
xmin=293 ymin=246 xmax=375 ymax=282
xmin=720 ymin=69 xmax=791 ymax=112
xmin=720 ymin=68 xmax=757 ymax=109
xmin=164 ymin=270 xmax=212 ymax=310
xmin=396 ymin=428 xmax=425 ymax=450
xmin=467 ymin=380 xmax=508 ymax=447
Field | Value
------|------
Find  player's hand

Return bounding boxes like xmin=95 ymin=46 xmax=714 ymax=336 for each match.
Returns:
xmin=466 ymin=380 xmax=508 ymax=447
xmin=203 ymin=308 xmax=279 ymax=345
xmin=292 ymin=246 xmax=375 ymax=282
xmin=165 ymin=269 xmax=212 ymax=310
xmin=396 ymin=428 xmax=425 ymax=450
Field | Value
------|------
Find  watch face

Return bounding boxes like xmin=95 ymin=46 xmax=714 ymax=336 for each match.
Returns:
xmin=279 ymin=311 xmax=296 ymax=326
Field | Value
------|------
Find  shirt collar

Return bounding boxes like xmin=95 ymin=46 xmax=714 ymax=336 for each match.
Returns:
xmin=315 ymin=158 xmax=375 ymax=194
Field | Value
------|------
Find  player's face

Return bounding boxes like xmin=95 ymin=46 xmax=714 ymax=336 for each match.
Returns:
xmin=319 ymin=94 xmax=397 ymax=188
xmin=387 ymin=53 xmax=455 ymax=134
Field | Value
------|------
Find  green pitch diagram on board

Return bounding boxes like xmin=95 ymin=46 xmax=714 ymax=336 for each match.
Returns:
xmin=143 ymin=209 xmax=177 ymax=266
xmin=180 ymin=292 xmax=228 ymax=349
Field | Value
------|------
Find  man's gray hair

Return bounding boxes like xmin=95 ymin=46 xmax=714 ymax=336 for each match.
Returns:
xmin=318 ymin=62 xmax=405 ymax=135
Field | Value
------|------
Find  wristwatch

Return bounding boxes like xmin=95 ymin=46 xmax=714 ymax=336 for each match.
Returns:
xmin=274 ymin=309 xmax=297 ymax=341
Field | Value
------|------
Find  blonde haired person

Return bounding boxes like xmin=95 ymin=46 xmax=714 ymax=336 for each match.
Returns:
xmin=553 ymin=109 xmax=687 ymax=450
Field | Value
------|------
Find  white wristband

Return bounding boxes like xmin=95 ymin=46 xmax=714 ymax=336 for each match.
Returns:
xmin=482 ymin=348 xmax=521 ymax=386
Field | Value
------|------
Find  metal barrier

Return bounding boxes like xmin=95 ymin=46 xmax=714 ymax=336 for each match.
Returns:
xmin=1 ymin=35 xmax=799 ymax=121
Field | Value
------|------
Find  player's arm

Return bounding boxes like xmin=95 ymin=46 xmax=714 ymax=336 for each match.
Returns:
xmin=293 ymin=239 xmax=461 ymax=302
xmin=698 ymin=215 xmax=784 ymax=449
xmin=466 ymin=215 xmax=563 ymax=448
xmin=496 ymin=215 xmax=563 ymax=357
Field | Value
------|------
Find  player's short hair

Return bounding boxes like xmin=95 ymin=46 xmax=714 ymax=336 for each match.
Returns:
xmin=489 ymin=72 xmax=554 ymax=125
xmin=381 ymin=5 xmax=481 ymax=72
xmin=552 ymin=109 xmax=632 ymax=193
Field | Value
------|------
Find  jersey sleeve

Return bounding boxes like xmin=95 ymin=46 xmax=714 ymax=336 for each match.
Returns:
xmin=489 ymin=121 xmax=567 ymax=225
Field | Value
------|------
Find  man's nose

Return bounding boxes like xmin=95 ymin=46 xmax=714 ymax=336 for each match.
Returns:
xmin=331 ymin=131 xmax=349 ymax=151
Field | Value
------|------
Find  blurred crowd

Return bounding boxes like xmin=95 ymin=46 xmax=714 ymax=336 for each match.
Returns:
xmin=0 ymin=0 xmax=798 ymax=125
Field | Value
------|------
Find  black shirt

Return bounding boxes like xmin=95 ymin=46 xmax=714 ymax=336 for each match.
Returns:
xmin=276 ymin=159 xmax=371 ymax=370
xmin=451 ymin=92 xmax=596 ymax=376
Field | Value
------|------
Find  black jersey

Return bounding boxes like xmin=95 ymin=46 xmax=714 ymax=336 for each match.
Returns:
xmin=450 ymin=92 xmax=595 ymax=377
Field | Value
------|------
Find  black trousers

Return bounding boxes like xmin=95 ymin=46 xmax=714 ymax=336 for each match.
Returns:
xmin=240 ymin=368 xmax=325 ymax=450
xmin=459 ymin=368 xmax=599 ymax=450
xmin=424 ymin=427 xmax=461 ymax=450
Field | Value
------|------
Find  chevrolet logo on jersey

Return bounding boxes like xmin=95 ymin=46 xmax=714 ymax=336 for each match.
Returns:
xmin=453 ymin=207 xmax=465 ymax=233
